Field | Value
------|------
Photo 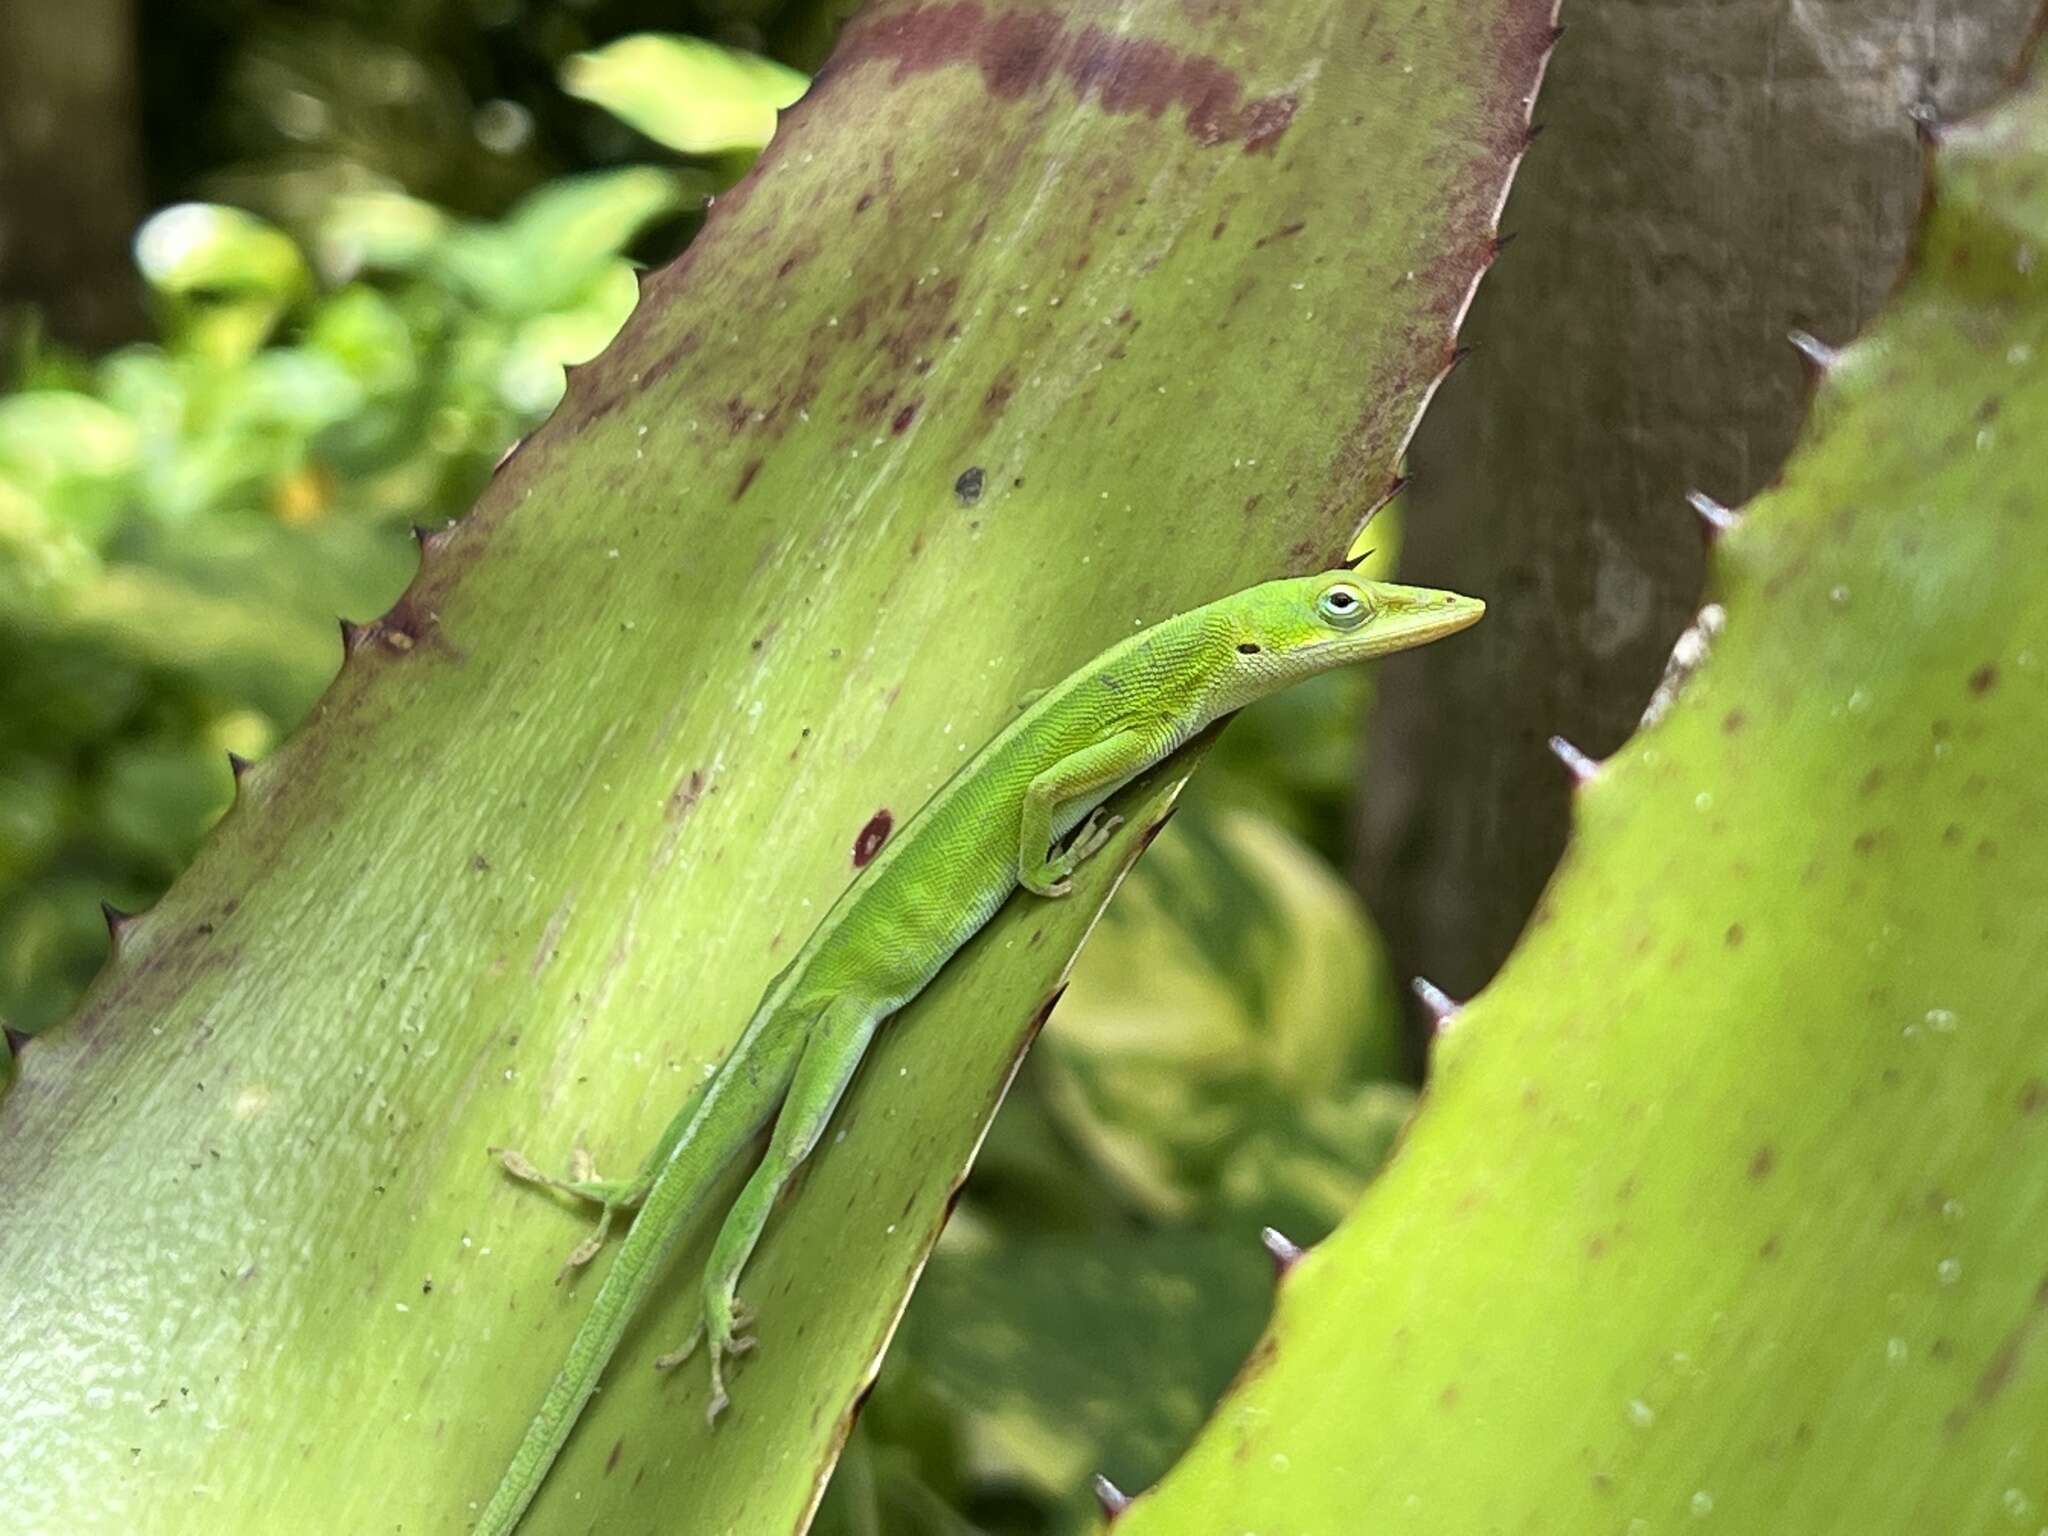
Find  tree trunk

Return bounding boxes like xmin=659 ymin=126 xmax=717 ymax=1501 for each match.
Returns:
xmin=0 ymin=0 xmax=145 ymax=357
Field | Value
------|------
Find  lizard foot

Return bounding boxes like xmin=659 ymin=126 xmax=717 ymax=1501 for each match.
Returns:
xmin=700 ymin=1297 xmax=757 ymax=1425
xmin=555 ymin=1204 xmax=616 ymax=1282
xmin=490 ymin=1144 xmax=637 ymax=1276
xmin=654 ymin=1321 xmax=704 ymax=1373
xmin=1070 ymin=808 xmax=1124 ymax=864
xmin=1024 ymin=810 xmax=1125 ymax=898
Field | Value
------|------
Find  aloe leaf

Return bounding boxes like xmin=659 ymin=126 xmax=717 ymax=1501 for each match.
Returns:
xmin=1116 ymin=31 xmax=2048 ymax=1534
xmin=0 ymin=1 xmax=1556 ymax=1530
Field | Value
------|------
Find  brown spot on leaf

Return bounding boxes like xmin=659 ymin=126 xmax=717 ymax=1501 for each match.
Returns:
xmin=667 ymin=771 xmax=706 ymax=822
xmin=1135 ymin=809 xmax=1177 ymax=853
xmin=1948 ymin=1274 xmax=2048 ymax=1433
xmin=606 ymin=1439 xmax=624 ymax=1475
xmin=1969 ymin=663 xmax=2000 ymax=694
xmin=1725 ymin=922 xmax=1745 ymax=947
xmin=1220 ymin=1334 xmax=1280 ymax=1401
xmin=1026 ymin=985 xmax=1067 ymax=1035
xmin=733 ymin=458 xmax=763 ymax=501
xmin=891 ymin=401 xmax=920 ymax=433
xmin=1760 ymin=1234 xmax=1782 ymax=1259
xmin=853 ymin=810 xmax=894 ymax=866
xmin=1241 ymin=93 xmax=1298 ymax=153
xmin=2020 ymin=1079 xmax=2046 ymax=1116
xmin=634 ymin=327 xmax=701 ymax=395
xmin=1722 ymin=708 xmax=1747 ymax=734
xmin=1748 ymin=1146 xmax=1776 ymax=1180
xmin=847 ymin=1375 xmax=879 ymax=1425
xmin=837 ymin=3 xmax=1301 ymax=153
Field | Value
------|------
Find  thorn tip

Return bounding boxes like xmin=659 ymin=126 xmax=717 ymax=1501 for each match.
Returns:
xmin=100 ymin=900 xmax=134 ymax=941
xmin=1260 ymin=1225 xmax=1306 ymax=1275
xmin=1686 ymin=490 xmax=1738 ymax=536
xmin=1411 ymin=976 xmax=1461 ymax=1033
xmin=1787 ymin=328 xmax=1840 ymax=371
xmin=1092 ymin=1474 xmax=1132 ymax=1518
xmin=227 ymin=751 xmax=253 ymax=781
xmin=1548 ymin=735 xmax=1600 ymax=784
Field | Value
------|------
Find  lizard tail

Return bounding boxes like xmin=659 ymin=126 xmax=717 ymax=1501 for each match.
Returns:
xmin=472 ymin=1211 xmax=682 ymax=1534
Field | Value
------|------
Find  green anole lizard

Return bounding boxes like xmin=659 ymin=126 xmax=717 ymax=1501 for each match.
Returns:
xmin=474 ymin=568 xmax=1483 ymax=1532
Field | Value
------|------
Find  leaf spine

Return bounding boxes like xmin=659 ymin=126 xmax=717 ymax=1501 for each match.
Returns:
xmin=1547 ymin=735 xmax=1600 ymax=784
xmin=1411 ymin=975 xmax=1462 ymax=1034
xmin=1686 ymin=490 xmax=1739 ymax=537
xmin=1092 ymin=1474 xmax=1132 ymax=1518
xmin=1261 ymin=1225 xmax=1307 ymax=1276
xmin=1787 ymin=328 xmax=1841 ymax=372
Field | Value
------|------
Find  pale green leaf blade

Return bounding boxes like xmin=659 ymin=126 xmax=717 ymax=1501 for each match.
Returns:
xmin=564 ymin=33 xmax=809 ymax=156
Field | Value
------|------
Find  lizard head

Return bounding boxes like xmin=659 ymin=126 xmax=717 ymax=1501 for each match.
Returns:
xmin=1210 ymin=568 xmax=1485 ymax=711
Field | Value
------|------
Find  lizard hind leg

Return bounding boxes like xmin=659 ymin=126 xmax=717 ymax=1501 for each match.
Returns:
xmin=698 ymin=997 xmax=883 ymax=1423
xmin=491 ymin=1146 xmax=652 ymax=1279
xmin=489 ymin=1068 xmax=719 ymax=1277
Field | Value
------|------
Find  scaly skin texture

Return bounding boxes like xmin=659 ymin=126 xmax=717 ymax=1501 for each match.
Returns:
xmin=474 ymin=569 xmax=1482 ymax=1533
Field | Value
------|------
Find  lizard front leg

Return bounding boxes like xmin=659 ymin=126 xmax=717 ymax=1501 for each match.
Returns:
xmin=1016 ymin=728 xmax=1165 ymax=897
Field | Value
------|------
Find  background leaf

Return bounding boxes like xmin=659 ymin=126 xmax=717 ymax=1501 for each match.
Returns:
xmin=1118 ymin=32 xmax=2048 ymax=1532
xmin=563 ymin=33 xmax=809 ymax=156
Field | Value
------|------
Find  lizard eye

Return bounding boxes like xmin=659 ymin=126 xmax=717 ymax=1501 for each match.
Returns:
xmin=1317 ymin=584 xmax=1370 ymax=630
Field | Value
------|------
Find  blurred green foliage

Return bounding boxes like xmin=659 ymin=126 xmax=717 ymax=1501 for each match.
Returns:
xmin=136 ymin=0 xmax=858 ymax=237
xmin=1 ymin=13 xmax=1415 ymax=1534
xmin=0 ymin=36 xmax=792 ymax=1031
xmin=564 ymin=32 xmax=810 ymax=156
